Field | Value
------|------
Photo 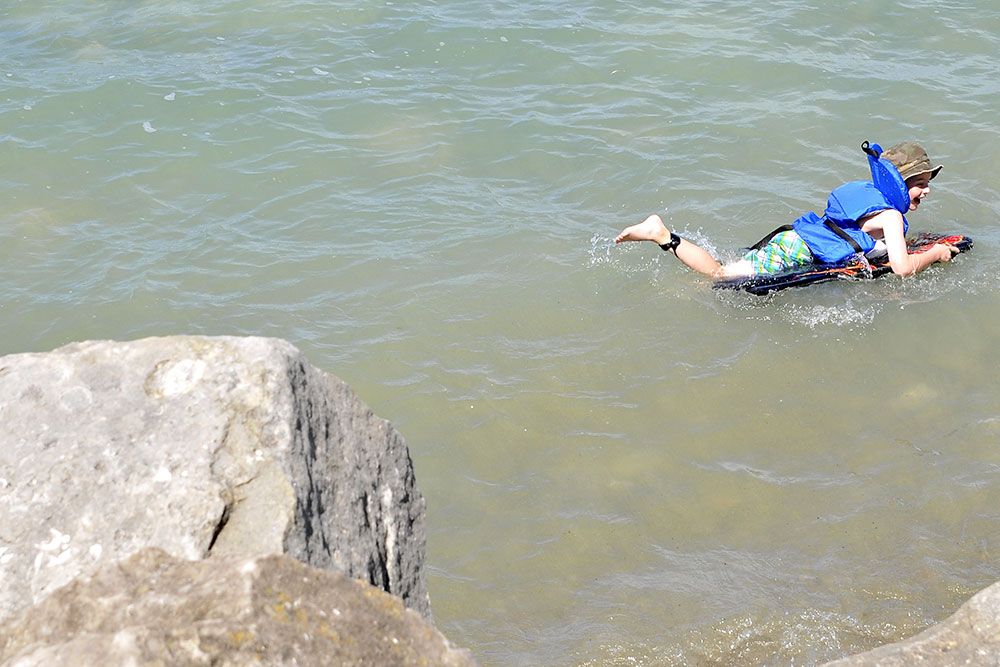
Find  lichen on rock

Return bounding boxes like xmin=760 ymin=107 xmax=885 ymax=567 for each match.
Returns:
xmin=0 ymin=548 xmax=474 ymax=666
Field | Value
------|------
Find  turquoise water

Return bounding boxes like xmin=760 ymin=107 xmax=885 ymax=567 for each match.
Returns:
xmin=3 ymin=1 xmax=1000 ymax=664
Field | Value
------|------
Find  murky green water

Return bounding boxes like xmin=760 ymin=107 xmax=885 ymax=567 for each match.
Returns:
xmin=3 ymin=1 xmax=1000 ymax=664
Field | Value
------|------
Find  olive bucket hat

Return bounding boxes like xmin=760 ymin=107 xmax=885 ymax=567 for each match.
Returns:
xmin=882 ymin=141 xmax=943 ymax=181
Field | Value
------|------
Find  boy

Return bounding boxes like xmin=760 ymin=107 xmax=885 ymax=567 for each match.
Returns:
xmin=614 ymin=141 xmax=959 ymax=279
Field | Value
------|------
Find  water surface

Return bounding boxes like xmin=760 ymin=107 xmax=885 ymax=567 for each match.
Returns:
xmin=3 ymin=1 xmax=1000 ymax=665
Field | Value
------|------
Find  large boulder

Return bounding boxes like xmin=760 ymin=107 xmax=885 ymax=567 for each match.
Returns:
xmin=0 ymin=547 xmax=474 ymax=666
xmin=0 ymin=336 xmax=429 ymax=623
xmin=824 ymin=581 xmax=1000 ymax=666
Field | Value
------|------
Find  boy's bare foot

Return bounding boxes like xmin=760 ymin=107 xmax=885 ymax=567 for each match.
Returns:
xmin=614 ymin=214 xmax=671 ymax=245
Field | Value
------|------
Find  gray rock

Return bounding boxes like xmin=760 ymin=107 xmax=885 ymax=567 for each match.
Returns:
xmin=0 ymin=336 xmax=429 ymax=623
xmin=0 ymin=547 xmax=475 ymax=666
xmin=824 ymin=581 xmax=1000 ymax=666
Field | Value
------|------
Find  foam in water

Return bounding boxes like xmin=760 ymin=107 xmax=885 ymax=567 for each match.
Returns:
xmin=578 ymin=608 xmax=916 ymax=666
xmin=778 ymin=301 xmax=881 ymax=329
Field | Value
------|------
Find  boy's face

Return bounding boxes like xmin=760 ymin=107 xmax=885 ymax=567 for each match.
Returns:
xmin=905 ymin=173 xmax=932 ymax=211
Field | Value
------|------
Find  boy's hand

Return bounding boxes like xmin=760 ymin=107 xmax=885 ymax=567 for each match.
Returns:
xmin=936 ymin=243 xmax=959 ymax=262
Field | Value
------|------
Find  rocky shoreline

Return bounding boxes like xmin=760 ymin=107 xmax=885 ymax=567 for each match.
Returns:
xmin=1 ymin=336 xmax=997 ymax=665
xmin=0 ymin=336 xmax=472 ymax=665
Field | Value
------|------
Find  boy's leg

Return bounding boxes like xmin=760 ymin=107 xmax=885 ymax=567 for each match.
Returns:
xmin=615 ymin=215 xmax=738 ymax=278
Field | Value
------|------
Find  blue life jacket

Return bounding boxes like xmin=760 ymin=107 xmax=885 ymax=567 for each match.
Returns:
xmin=789 ymin=142 xmax=910 ymax=264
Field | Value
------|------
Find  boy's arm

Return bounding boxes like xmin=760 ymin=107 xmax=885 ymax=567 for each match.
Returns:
xmin=870 ymin=210 xmax=957 ymax=276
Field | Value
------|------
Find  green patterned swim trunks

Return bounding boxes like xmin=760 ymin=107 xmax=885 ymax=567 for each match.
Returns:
xmin=743 ymin=230 xmax=814 ymax=275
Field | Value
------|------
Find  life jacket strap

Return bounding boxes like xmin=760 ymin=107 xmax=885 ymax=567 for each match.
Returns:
xmin=748 ymin=224 xmax=795 ymax=251
xmin=821 ymin=218 xmax=864 ymax=254
xmin=749 ymin=218 xmax=864 ymax=258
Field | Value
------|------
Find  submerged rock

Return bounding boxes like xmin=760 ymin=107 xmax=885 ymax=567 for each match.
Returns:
xmin=825 ymin=581 xmax=1000 ymax=666
xmin=0 ymin=336 xmax=429 ymax=623
xmin=0 ymin=547 xmax=474 ymax=666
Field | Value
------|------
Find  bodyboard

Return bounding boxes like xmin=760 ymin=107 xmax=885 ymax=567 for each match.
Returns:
xmin=713 ymin=233 xmax=973 ymax=296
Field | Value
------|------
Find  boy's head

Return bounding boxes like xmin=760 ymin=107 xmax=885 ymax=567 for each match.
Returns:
xmin=883 ymin=141 xmax=943 ymax=182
